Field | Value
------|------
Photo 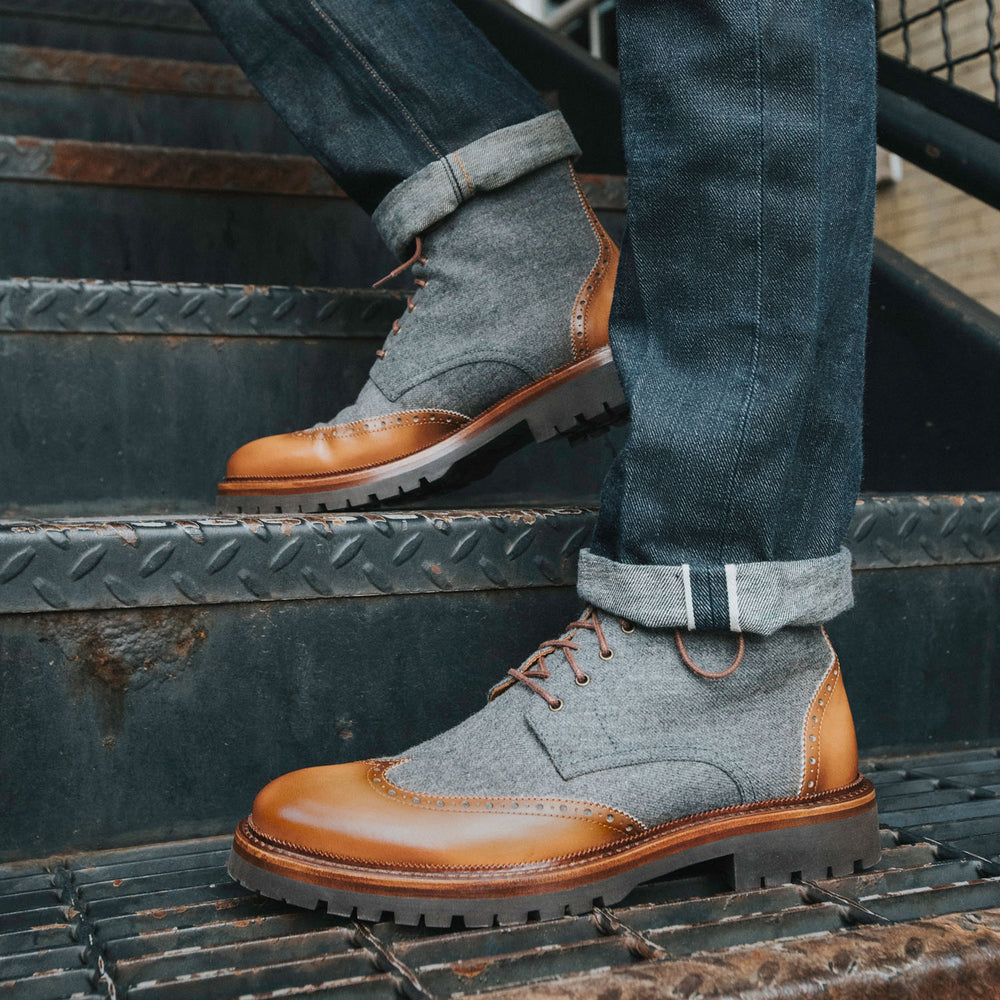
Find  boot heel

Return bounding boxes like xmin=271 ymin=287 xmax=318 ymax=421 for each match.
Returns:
xmin=730 ymin=802 xmax=880 ymax=890
xmin=524 ymin=354 xmax=627 ymax=443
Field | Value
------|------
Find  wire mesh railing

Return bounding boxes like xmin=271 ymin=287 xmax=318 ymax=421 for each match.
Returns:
xmin=877 ymin=0 xmax=1000 ymax=105
xmin=510 ymin=0 xmax=1000 ymax=107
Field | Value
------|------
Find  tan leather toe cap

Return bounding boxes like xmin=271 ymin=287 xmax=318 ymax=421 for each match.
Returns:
xmin=248 ymin=759 xmax=641 ymax=869
xmin=220 ymin=410 xmax=468 ymax=486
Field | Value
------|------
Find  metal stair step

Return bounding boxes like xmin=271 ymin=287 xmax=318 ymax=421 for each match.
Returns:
xmin=1 ymin=493 xmax=998 ymax=860
xmin=0 ymin=276 xmax=625 ymax=516
xmin=2 ymin=753 xmax=1000 ymax=999
xmin=0 ymin=132 xmax=627 ymax=285
xmin=0 ymin=42 xmax=307 ymax=152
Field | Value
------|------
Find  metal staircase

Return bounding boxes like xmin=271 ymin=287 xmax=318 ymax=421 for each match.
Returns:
xmin=2 ymin=1 xmax=1000 ymax=996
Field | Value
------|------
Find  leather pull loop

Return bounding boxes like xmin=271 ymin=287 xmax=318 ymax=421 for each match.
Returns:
xmin=674 ymin=630 xmax=745 ymax=679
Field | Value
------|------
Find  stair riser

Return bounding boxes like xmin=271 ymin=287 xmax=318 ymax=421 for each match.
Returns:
xmin=0 ymin=328 xmax=623 ymax=515
xmin=2 ymin=182 xmax=403 ymax=286
xmin=0 ymin=331 xmax=375 ymax=515
xmin=0 ymin=78 xmax=306 ymax=154
xmin=0 ymin=277 xmax=625 ymax=515
xmin=0 ymin=135 xmax=627 ymax=285
xmin=1 ymin=563 xmax=998 ymax=860
xmin=0 ymin=586 xmax=585 ymax=859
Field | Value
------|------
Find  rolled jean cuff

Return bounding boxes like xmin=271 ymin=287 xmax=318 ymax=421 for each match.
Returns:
xmin=576 ymin=546 xmax=854 ymax=636
xmin=372 ymin=110 xmax=581 ymax=256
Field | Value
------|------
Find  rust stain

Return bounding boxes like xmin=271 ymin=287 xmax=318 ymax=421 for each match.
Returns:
xmin=15 ymin=44 xmax=259 ymax=99
xmin=486 ymin=909 xmax=1000 ymax=1000
xmin=37 ymin=607 xmax=209 ymax=737
xmin=41 ymin=137 xmax=347 ymax=199
xmin=450 ymin=959 xmax=492 ymax=979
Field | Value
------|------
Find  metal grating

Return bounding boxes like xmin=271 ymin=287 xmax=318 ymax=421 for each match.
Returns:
xmin=2 ymin=747 xmax=1000 ymax=999
xmin=877 ymin=0 xmax=1000 ymax=105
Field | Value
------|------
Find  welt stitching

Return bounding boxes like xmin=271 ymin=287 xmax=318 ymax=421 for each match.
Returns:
xmin=243 ymin=776 xmax=871 ymax=874
xmin=227 ymin=351 xmax=610 ymax=483
xmin=306 ymin=0 xmax=441 ymax=159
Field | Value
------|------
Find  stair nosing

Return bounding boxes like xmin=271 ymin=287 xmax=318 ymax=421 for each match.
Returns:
xmin=0 ymin=277 xmax=404 ymax=338
xmin=0 ymin=494 xmax=997 ymax=614
xmin=0 ymin=41 xmax=259 ymax=99
xmin=0 ymin=132 xmax=628 ymax=209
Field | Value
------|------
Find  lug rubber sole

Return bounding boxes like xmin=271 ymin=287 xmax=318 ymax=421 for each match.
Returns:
xmin=216 ymin=347 xmax=627 ymax=514
xmin=227 ymin=778 xmax=879 ymax=928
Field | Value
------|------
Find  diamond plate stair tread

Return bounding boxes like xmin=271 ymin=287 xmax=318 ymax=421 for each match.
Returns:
xmin=1 ymin=494 xmax=997 ymax=614
xmin=0 ymin=278 xmax=404 ymax=338
xmin=2 ymin=747 xmax=999 ymax=1000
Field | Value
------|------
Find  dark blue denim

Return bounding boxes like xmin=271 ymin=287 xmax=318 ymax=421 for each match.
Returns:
xmin=591 ymin=0 xmax=876 ymax=580
xmin=190 ymin=0 xmax=548 ymax=213
xmin=193 ymin=0 xmax=876 ymax=630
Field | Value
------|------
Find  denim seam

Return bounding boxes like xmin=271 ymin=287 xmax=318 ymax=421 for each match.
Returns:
xmin=576 ymin=546 xmax=854 ymax=635
xmin=785 ymin=0 xmax=829 ymax=557
xmin=372 ymin=112 xmax=581 ymax=256
xmin=306 ymin=0 xmax=442 ymax=160
xmin=718 ymin=0 xmax=766 ymax=567
xmin=441 ymin=156 xmax=465 ymax=206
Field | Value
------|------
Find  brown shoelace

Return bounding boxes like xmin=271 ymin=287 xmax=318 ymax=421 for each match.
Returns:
xmin=372 ymin=237 xmax=428 ymax=360
xmin=506 ymin=608 xmax=745 ymax=710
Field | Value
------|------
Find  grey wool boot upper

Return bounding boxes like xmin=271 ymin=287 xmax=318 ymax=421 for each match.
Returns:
xmin=231 ymin=608 xmax=878 ymax=927
xmin=217 ymin=141 xmax=623 ymax=513
xmin=332 ymin=158 xmax=613 ymax=423
xmin=387 ymin=611 xmax=860 ymax=825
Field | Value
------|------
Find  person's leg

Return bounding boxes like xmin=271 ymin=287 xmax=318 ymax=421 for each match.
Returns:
xmin=227 ymin=0 xmax=880 ymax=925
xmin=192 ymin=0 xmax=624 ymax=513
xmin=579 ymin=0 xmax=874 ymax=632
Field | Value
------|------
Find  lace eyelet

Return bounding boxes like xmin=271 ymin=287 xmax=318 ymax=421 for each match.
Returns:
xmin=575 ymin=674 xmax=590 ymax=687
xmin=599 ymin=649 xmax=614 ymax=661
xmin=619 ymin=621 xmax=635 ymax=634
xmin=548 ymin=699 xmax=564 ymax=712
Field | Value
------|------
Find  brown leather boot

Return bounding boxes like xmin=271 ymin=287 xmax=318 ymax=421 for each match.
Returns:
xmin=216 ymin=159 xmax=622 ymax=513
xmin=227 ymin=612 xmax=879 ymax=926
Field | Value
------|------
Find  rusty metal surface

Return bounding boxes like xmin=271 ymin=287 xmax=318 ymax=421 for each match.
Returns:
xmin=490 ymin=909 xmax=1000 ymax=999
xmin=2 ymin=748 xmax=1000 ymax=998
xmin=1 ymin=494 xmax=998 ymax=615
xmin=0 ymin=132 xmax=628 ymax=210
xmin=0 ymin=277 xmax=404 ymax=338
xmin=0 ymin=42 xmax=257 ymax=97
xmin=0 ymin=134 xmax=346 ymax=197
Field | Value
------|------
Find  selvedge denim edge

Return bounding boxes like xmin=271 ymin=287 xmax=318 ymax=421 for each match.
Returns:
xmin=576 ymin=545 xmax=854 ymax=635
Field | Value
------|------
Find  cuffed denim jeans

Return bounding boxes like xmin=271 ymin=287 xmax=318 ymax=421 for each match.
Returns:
xmin=192 ymin=0 xmax=877 ymax=635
